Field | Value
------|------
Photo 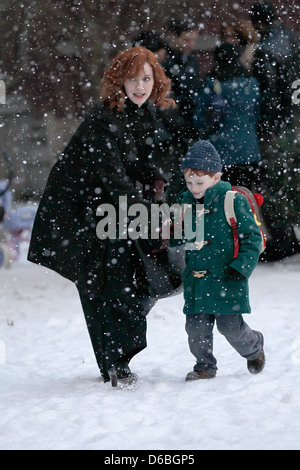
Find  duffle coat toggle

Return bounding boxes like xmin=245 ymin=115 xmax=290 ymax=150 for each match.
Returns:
xmin=194 ymin=240 xmax=208 ymax=250
xmin=193 ymin=205 xmax=212 ymax=251
xmin=192 ymin=269 xmax=210 ymax=278
xmin=196 ymin=207 xmax=211 ymax=217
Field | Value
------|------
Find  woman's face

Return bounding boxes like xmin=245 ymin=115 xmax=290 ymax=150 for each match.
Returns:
xmin=124 ymin=62 xmax=154 ymax=107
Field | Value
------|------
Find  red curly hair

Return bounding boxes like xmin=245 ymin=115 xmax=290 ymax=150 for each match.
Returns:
xmin=100 ymin=47 xmax=175 ymax=112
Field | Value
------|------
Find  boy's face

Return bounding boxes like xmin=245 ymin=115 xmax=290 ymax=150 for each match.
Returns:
xmin=184 ymin=171 xmax=221 ymax=199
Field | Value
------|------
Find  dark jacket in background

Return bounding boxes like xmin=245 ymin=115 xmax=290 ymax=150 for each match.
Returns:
xmin=193 ymin=44 xmax=261 ymax=168
xmin=164 ymin=49 xmax=200 ymax=138
xmin=251 ymin=23 xmax=300 ymax=260
xmin=252 ymin=21 xmax=300 ymax=136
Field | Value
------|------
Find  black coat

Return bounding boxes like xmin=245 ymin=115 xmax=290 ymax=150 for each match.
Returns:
xmin=28 ymin=100 xmax=193 ymax=294
xmin=164 ymin=49 xmax=200 ymax=121
xmin=252 ymin=22 xmax=300 ymax=136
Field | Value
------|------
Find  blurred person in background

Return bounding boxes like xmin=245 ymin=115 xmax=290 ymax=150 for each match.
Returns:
xmin=219 ymin=18 xmax=259 ymax=71
xmin=250 ymin=1 xmax=299 ymax=137
xmin=164 ymin=19 xmax=200 ymax=138
xmin=234 ymin=18 xmax=259 ymax=71
xmin=249 ymin=1 xmax=300 ymax=260
xmin=132 ymin=30 xmax=170 ymax=65
xmin=193 ymin=43 xmax=262 ymax=190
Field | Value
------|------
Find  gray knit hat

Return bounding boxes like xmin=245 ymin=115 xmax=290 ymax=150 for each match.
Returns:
xmin=181 ymin=139 xmax=223 ymax=173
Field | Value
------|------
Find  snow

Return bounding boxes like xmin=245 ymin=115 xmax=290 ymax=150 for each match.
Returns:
xmin=1 ymin=255 xmax=300 ymax=450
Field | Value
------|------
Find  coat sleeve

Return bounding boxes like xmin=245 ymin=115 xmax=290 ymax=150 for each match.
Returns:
xmin=228 ymin=193 xmax=262 ymax=279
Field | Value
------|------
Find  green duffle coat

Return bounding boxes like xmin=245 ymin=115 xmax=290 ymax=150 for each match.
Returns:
xmin=175 ymin=180 xmax=262 ymax=315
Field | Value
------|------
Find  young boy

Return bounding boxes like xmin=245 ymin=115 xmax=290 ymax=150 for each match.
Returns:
xmin=176 ymin=139 xmax=265 ymax=380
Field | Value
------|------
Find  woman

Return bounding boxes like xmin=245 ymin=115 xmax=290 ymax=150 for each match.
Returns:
xmin=193 ymin=43 xmax=261 ymax=189
xmin=28 ymin=47 xmax=191 ymax=386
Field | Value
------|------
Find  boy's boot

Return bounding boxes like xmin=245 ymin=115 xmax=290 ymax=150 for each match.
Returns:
xmin=247 ymin=349 xmax=265 ymax=374
xmin=247 ymin=334 xmax=265 ymax=374
xmin=185 ymin=370 xmax=215 ymax=381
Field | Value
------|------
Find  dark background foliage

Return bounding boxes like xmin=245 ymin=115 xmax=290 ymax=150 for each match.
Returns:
xmin=0 ymin=0 xmax=299 ymax=197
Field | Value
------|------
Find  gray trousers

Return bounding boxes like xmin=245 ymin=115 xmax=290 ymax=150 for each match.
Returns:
xmin=185 ymin=313 xmax=263 ymax=376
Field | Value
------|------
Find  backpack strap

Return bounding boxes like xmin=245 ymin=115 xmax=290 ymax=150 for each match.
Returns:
xmin=224 ymin=190 xmax=239 ymax=259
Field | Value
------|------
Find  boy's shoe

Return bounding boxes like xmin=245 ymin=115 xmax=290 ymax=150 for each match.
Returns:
xmin=185 ymin=370 xmax=215 ymax=381
xmin=247 ymin=349 xmax=266 ymax=374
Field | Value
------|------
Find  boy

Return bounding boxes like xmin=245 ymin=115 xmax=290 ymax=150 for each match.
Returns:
xmin=175 ymin=139 xmax=265 ymax=380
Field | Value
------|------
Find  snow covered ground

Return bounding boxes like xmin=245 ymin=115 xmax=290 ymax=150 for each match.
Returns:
xmin=1 ymin=254 xmax=300 ymax=450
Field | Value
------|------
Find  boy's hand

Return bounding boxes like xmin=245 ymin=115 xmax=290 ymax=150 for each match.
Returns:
xmin=225 ymin=267 xmax=246 ymax=281
xmin=150 ymin=218 xmax=171 ymax=254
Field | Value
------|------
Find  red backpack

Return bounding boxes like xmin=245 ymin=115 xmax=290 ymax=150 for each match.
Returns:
xmin=224 ymin=186 xmax=267 ymax=259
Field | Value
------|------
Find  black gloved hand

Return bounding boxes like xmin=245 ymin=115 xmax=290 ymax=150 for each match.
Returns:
xmin=151 ymin=239 xmax=169 ymax=254
xmin=225 ymin=267 xmax=246 ymax=281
